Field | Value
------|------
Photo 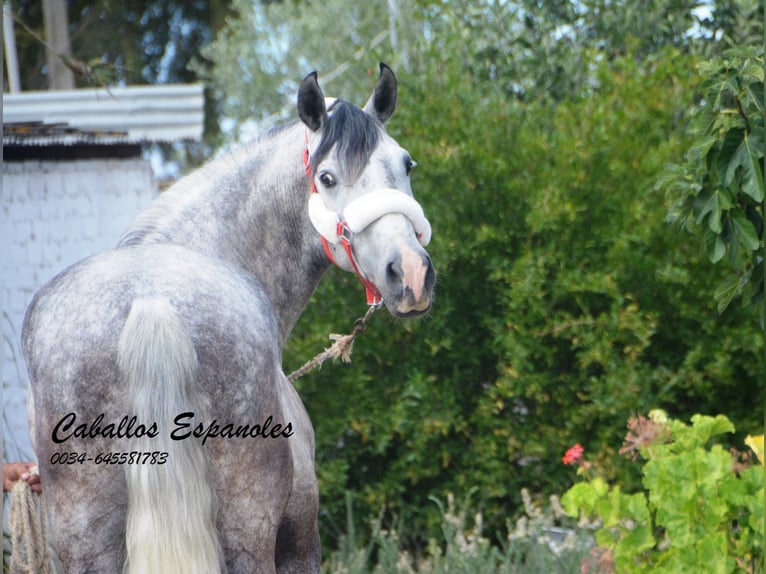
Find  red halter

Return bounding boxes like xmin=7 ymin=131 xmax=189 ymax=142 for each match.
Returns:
xmin=304 ymin=132 xmax=383 ymax=306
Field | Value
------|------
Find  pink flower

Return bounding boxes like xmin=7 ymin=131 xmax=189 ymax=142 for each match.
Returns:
xmin=562 ymin=443 xmax=584 ymax=465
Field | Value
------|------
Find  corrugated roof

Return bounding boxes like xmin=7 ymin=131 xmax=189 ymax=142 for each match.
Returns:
xmin=3 ymin=83 xmax=204 ymax=145
xmin=3 ymin=121 xmax=131 ymax=147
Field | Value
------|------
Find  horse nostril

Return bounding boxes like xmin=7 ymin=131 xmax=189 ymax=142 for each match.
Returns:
xmin=386 ymin=259 xmax=403 ymax=286
xmin=423 ymin=256 xmax=436 ymax=293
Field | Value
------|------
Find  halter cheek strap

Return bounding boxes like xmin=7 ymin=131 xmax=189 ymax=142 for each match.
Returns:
xmin=326 ymin=223 xmax=382 ymax=305
xmin=303 ymin=132 xmax=432 ymax=306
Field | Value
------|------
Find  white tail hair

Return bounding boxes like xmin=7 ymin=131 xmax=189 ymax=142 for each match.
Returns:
xmin=118 ymin=298 xmax=222 ymax=574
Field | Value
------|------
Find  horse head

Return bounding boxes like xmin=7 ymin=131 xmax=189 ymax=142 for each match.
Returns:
xmin=298 ymin=64 xmax=435 ymax=317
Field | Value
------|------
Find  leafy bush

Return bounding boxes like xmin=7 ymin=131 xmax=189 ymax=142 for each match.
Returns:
xmin=561 ymin=411 xmax=764 ymax=573
xmin=287 ymin=42 xmax=763 ymax=552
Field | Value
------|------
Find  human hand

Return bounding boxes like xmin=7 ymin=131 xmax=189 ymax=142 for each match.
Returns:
xmin=3 ymin=462 xmax=42 ymax=494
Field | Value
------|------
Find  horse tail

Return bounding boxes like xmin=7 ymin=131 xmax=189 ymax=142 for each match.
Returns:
xmin=118 ymin=297 xmax=222 ymax=574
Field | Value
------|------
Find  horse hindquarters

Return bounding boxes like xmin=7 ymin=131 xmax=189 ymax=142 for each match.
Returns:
xmin=119 ymin=298 xmax=222 ymax=574
xmin=24 ymin=246 xmax=306 ymax=572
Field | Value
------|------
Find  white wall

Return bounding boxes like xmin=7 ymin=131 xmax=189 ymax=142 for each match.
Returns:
xmin=2 ymin=157 xmax=157 ymax=459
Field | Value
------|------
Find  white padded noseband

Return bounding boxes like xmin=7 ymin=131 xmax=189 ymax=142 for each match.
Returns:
xmin=308 ymin=188 xmax=432 ymax=246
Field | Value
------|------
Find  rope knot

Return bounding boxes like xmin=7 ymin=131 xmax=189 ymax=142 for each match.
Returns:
xmin=288 ymin=304 xmax=379 ymax=381
xmin=327 ymin=333 xmax=356 ymax=363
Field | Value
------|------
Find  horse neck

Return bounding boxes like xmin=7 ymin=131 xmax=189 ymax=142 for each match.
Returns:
xmin=120 ymin=123 xmax=329 ymax=343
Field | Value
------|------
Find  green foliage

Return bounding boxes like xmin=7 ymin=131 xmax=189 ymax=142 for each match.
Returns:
xmin=561 ymin=412 xmax=764 ymax=573
xmin=658 ymin=45 xmax=765 ymax=313
xmin=288 ymin=41 xmax=763 ymax=553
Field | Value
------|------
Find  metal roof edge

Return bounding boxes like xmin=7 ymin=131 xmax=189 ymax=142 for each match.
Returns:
xmin=3 ymin=83 xmax=205 ymax=144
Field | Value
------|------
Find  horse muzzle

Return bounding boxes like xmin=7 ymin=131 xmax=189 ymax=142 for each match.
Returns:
xmin=381 ymin=240 xmax=435 ymax=318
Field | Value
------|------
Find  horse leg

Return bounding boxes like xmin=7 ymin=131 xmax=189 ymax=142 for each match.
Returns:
xmin=211 ymin=435 xmax=293 ymax=574
xmin=29 ymin=380 xmax=129 ymax=572
xmin=34 ymin=448 xmax=127 ymax=572
xmin=275 ymin=374 xmax=321 ymax=574
xmin=274 ymin=476 xmax=320 ymax=574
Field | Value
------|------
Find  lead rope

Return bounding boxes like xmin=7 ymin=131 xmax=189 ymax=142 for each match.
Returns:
xmin=9 ymin=466 xmax=54 ymax=574
xmin=287 ymin=303 xmax=380 ymax=382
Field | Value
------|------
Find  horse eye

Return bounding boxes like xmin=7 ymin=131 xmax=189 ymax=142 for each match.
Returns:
xmin=405 ymin=158 xmax=417 ymax=176
xmin=318 ymin=172 xmax=336 ymax=188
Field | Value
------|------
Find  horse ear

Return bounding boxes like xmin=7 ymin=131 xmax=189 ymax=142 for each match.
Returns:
xmin=298 ymin=71 xmax=327 ymax=132
xmin=363 ymin=63 xmax=397 ymax=125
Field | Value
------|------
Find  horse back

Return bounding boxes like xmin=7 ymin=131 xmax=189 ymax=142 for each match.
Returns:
xmin=23 ymin=243 xmax=282 ymax=422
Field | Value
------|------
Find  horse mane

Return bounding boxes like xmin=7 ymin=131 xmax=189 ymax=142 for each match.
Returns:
xmin=117 ymin=164 xmax=220 ymax=247
xmin=117 ymin=132 xmax=281 ymax=248
xmin=309 ymin=100 xmax=383 ymax=183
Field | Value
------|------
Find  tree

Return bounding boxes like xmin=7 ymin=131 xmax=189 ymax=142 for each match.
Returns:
xmin=6 ymin=0 xmax=234 ymax=164
xmin=8 ymin=0 xmax=233 ymax=89
xmin=658 ymin=44 xmax=764 ymax=315
xmin=41 ymin=0 xmax=74 ymax=89
xmin=198 ymin=0 xmax=415 ymax=138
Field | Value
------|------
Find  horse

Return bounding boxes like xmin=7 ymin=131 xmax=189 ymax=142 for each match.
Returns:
xmin=21 ymin=64 xmax=435 ymax=573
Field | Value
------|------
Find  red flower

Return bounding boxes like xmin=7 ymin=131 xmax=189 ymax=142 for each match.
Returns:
xmin=563 ymin=443 xmax=584 ymax=465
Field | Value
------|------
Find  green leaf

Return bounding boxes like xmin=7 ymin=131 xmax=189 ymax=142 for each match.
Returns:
xmin=735 ymin=128 xmax=764 ymax=202
xmin=744 ymin=81 xmax=764 ymax=115
xmin=721 ymin=129 xmax=746 ymax=186
xmin=695 ymin=532 xmax=730 ymax=573
xmin=656 ymin=163 xmax=693 ymax=197
xmin=722 ymin=46 xmax=764 ymax=64
xmin=708 ymin=129 xmax=740 ymax=185
xmin=689 ymin=414 xmax=736 ymax=443
xmin=713 ymin=274 xmax=746 ymax=312
xmin=704 ymin=230 xmax=727 ymax=263
xmin=687 ymin=135 xmax=717 ymax=164
xmin=710 ymin=77 xmax=742 ymax=116
xmin=695 ymin=188 xmax=733 ymax=233
xmin=729 ymin=208 xmax=761 ymax=251
xmin=561 ymin=478 xmax=609 ymax=517
xmin=619 ymin=521 xmax=655 ymax=557
xmin=741 ymin=60 xmax=764 ymax=83
xmin=690 ymin=100 xmax=718 ymax=136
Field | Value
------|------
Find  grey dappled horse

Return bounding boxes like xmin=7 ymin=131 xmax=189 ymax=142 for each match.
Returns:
xmin=22 ymin=64 xmax=435 ymax=573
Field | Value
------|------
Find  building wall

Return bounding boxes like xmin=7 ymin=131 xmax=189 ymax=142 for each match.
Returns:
xmin=2 ymin=157 xmax=157 ymax=459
